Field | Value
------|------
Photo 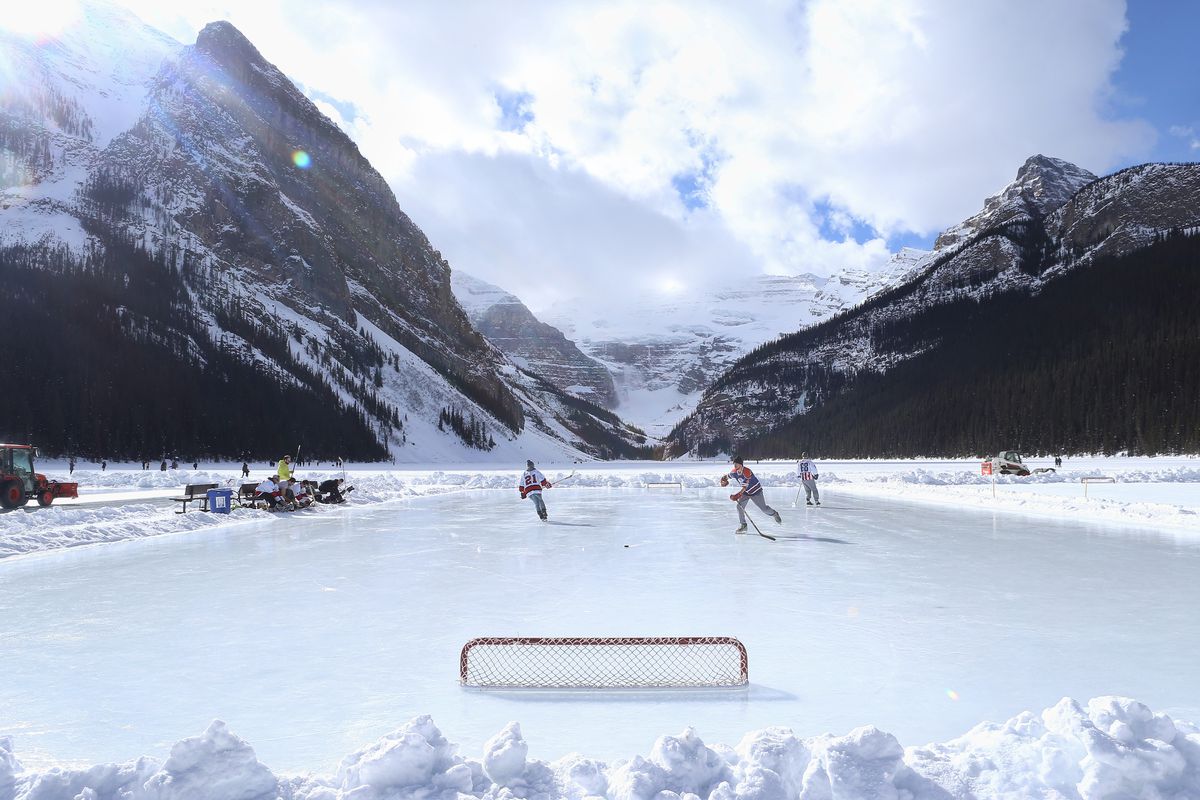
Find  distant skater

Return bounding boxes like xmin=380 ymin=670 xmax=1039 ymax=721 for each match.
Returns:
xmin=241 ymin=461 xmax=250 ymax=478
xmin=518 ymin=460 xmax=552 ymax=521
xmin=721 ymin=456 xmax=781 ymax=533
xmin=797 ymin=453 xmax=820 ymax=506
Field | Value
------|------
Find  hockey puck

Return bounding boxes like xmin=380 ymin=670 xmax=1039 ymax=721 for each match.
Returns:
xmin=624 ymin=544 xmax=629 ymax=548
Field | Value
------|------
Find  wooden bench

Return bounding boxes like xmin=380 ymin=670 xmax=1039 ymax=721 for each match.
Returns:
xmin=173 ymin=483 xmax=219 ymax=514
xmin=235 ymin=482 xmax=261 ymax=508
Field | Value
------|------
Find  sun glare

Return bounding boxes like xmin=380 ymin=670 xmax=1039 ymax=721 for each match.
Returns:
xmin=658 ymin=276 xmax=684 ymax=294
xmin=0 ymin=0 xmax=82 ymax=39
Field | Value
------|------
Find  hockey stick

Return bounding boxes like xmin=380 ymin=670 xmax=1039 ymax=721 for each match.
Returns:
xmin=791 ymin=486 xmax=803 ymax=507
xmin=554 ymin=470 xmax=578 ymax=486
xmin=744 ymin=512 xmax=776 ymax=542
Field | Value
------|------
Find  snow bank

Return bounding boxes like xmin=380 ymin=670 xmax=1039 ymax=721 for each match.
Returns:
xmin=830 ymin=466 xmax=1200 ymax=532
xmin=3 ymin=697 xmax=1197 ymax=799
xmin=6 ymin=460 xmax=1196 ymax=560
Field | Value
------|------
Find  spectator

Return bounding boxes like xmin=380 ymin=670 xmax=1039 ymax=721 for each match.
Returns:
xmin=317 ymin=478 xmax=348 ymax=504
xmin=254 ymin=475 xmax=282 ymax=510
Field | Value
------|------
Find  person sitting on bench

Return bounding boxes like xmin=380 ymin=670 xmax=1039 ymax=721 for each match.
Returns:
xmin=255 ymin=475 xmax=282 ymax=510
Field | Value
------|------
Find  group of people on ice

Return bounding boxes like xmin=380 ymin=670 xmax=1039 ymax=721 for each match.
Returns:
xmin=252 ymin=453 xmax=351 ymax=511
xmin=517 ymin=454 xmax=819 ymax=531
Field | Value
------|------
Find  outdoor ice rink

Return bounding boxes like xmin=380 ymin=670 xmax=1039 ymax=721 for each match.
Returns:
xmin=2 ymin=484 xmax=1199 ymax=772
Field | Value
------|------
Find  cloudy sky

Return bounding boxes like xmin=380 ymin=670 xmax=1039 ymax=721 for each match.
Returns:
xmin=29 ymin=1 xmax=1200 ymax=309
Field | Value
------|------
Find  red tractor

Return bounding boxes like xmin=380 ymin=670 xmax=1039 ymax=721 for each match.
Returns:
xmin=0 ymin=444 xmax=79 ymax=509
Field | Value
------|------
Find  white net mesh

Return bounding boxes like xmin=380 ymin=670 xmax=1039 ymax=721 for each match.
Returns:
xmin=459 ymin=636 xmax=748 ymax=688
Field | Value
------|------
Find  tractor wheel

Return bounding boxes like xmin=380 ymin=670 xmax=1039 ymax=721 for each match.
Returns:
xmin=0 ymin=481 xmax=27 ymax=509
xmin=37 ymin=490 xmax=55 ymax=507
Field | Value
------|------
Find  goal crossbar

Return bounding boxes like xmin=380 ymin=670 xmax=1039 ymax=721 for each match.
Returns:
xmin=1081 ymin=476 xmax=1117 ymax=483
xmin=460 ymin=636 xmax=749 ymax=688
xmin=645 ymin=481 xmax=684 ymax=489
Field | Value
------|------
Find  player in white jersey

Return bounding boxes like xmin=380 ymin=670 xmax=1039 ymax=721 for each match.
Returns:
xmin=518 ymin=460 xmax=553 ymax=520
xmin=796 ymin=453 xmax=820 ymax=506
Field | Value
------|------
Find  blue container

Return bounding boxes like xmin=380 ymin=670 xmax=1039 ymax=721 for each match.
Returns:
xmin=207 ymin=488 xmax=234 ymax=514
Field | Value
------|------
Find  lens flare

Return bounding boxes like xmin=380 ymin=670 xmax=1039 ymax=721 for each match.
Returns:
xmin=0 ymin=0 xmax=81 ymax=39
xmin=292 ymin=150 xmax=312 ymax=169
xmin=946 ymin=689 xmax=960 ymax=701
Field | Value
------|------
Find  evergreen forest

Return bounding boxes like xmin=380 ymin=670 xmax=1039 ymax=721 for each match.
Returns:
xmin=0 ymin=240 xmax=389 ymax=462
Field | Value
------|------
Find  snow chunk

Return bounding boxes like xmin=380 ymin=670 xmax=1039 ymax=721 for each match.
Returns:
xmin=482 ymin=723 xmax=528 ymax=787
xmin=607 ymin=729 xmax=729 ymax=800
xmin=799 ymin=726 xmax=908 ymax=799
xmin=336 ymin=715 xmax=466 ymax=794
xmin=142 ymin=720 xmax=276 ymax=800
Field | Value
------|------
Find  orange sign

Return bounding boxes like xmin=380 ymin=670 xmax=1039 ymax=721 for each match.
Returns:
xmin=981 ymin=460 xmax=993 ymax=476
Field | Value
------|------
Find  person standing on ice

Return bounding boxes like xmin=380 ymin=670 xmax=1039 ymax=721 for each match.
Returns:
xmin=721 ymin=456 xmax=781 ymax=533
xmin=518 ymin=460 xmax=553 ymax=521
xmin=277 ymin=454 xmax=292 ymax=482
xmin=796 ymin=453 xmax=820 ymax=506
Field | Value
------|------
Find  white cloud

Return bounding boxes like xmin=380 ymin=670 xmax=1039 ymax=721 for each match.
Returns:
xmin=109 ymin=0 xmax=1154 ymax=308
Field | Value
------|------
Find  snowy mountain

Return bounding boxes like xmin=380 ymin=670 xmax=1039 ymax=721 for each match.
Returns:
xmin=668 ymin=155 xmax=1200 ymax=457
xmin=540 ymin=256 xmax=921 ymax=436
xmin=451 ymin=273 xmax=617 ymax=408
xmin=0 ymin=6 xmax=649 ymax=462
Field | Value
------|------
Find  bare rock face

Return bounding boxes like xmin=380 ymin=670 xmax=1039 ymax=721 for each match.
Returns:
xmin=452 ymin=273 xmax=617 ymax=408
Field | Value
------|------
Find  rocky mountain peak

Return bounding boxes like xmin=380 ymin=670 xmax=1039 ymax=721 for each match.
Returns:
xmin=194 ymin=21 xmax=267 ymax=71
xmin=934 ymin=155 xmax=1097 ymax=251
xmin=1011 ymin=154 xmax=1098 ymax=211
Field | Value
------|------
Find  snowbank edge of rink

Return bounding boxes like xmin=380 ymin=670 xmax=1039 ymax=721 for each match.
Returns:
xmin=4 ymin=464 xmax=1199 ymax=560
xmin=3 ymin=696 xmax=1199 ymax=800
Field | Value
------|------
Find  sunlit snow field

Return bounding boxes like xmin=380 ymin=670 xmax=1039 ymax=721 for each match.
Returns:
xmin=2 ymin=481 xmax=1199 ymax=773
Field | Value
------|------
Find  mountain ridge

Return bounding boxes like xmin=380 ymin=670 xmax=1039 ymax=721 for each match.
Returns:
xmin=668 ymin=155 xmax=1200 ymax=457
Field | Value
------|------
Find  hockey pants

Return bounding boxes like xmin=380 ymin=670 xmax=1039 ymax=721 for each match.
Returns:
xmin=803 ymin=479 xmax=819 ymax=502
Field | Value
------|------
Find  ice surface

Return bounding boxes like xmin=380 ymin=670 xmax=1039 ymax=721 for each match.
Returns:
xmin=2 ymin=486 xmax=1199 ymax=780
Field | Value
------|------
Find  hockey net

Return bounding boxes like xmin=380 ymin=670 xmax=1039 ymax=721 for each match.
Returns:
xmin=460 ymin=636 xmax=749 ymax=688
xmin=645 ymin=481 xmax=684 ymax=490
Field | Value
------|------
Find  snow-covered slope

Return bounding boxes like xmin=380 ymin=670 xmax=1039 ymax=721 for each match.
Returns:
xmin=541 ymin=254 xmax=922 ymax=436
xmin=0 ymin=3 xmax=179 ymax=249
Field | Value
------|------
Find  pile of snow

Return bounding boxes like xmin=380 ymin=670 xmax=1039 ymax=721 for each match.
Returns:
xmin=830 ymin=466 xmax=1200 ymax=532
xmin=3 ymin=696 xmax=1198 ymax=799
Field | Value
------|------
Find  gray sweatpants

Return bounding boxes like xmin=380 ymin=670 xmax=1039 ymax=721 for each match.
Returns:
xmin=737 ymin=491 xmax=777 ymax=524
xmin=529 ymin=492 xmax=547 ymax=517
xmin=803 ymin=479 xmax=819 ymax=502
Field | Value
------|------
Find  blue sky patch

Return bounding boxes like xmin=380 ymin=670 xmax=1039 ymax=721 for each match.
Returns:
xmin=495 ymin=88 xmax=535 ymax=132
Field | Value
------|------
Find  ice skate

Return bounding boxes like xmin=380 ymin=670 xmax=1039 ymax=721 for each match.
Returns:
xmin=773 ymin=511 xmax=782 ymax=524
xmin=735 ymin=524 xmax=747 ymax=534
xmin=805 ymin=500 xmax=813 ymax=506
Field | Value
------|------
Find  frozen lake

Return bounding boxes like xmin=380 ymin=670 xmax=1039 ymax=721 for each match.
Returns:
xmin=2 ymin=486 xmax=1198 ymax=772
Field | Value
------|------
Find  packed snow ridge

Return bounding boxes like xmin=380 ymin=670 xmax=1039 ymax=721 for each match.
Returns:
xmin=3 ymin=696 xmax=1198 ymax=799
